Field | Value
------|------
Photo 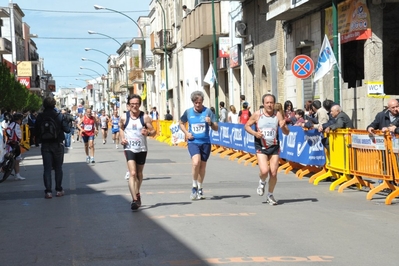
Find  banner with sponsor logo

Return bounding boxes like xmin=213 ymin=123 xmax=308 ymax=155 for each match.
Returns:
xmin=279 ymin=126 xmax=326 ymax=166
xmin=351 ymin=134 xmax=385 ymax=150
xmin=325 ymin=0 xmax=371 ymax=44
xmin=18 ymin=77 xmax=31 ymax=89
xmin=170 ymin=122 xmax=186 ymax=145
xmin=210 ymin=123 xmax=255 ymax=154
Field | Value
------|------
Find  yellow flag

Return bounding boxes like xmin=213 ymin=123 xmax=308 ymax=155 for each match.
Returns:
xmin=141 ymin=83 xmax=147 ymax=100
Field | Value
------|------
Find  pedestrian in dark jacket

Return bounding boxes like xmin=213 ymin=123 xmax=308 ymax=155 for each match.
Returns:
xmin=323 ymin=105 xmax=354 ymax=133
xmin=367 ymin=99 xmax=399 ymax=134
xmin=35 ymin=97 xmax=70 ymax=199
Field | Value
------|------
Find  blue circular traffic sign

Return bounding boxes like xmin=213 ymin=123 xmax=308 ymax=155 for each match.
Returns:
xmin=291 ymin=55 xmax=314 ymax=79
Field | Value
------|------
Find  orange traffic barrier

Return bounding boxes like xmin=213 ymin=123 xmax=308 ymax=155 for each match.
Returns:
xmin=336 ymin=130 xmax=394 ymax=204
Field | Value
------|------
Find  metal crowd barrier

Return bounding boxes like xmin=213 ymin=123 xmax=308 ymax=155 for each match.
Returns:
xmin=310 ymin=129 xmax=352 ymax=191
xmin=340 ymin=130 xmax=397 ymax=204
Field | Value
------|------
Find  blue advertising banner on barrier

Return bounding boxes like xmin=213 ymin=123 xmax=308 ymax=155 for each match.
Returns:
xmin=210 ymin=124 xmax=325 ymax=166
xmin=279 ymin=126 xmax=326 ymax=166
xmin=210 ymin=123 xmax=256 ymax=154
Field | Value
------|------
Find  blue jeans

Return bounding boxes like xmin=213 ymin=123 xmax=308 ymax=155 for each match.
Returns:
xmin=64 ymin=132 xmax=72 ymax=147
xmin=41 ymin=142 xmax=64 ymax=193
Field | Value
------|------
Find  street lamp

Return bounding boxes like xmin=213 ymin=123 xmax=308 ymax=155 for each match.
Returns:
xmin=211 ymin=0 xmax=219 ymax=118
xmin=79 ymin=66 xmax=102 ymax=77
xmin=85 ymin=48 xmax=110 ymax=58
xmin=93 ymin=5 xmax=147 ymax=94
xmin=80 ymin=66 xmax=108 ymax=111
xmin=88 ymin=30 xmax=129 ymax=91
xmin=81 ymin=57 xmax=108 ymax=74
xmin=155 ymin=0 xmax=169 ymax=112
xmin=79 ymin=73 xmax=101 ymax=111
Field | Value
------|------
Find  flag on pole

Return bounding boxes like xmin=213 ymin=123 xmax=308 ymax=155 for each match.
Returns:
xmin=141 ymin=83 xmax=147 ymax=101
xmin=313 ymin=34 xmax=338 ymax=82
xmin=203 ymin=63 xmax=216 ymax=87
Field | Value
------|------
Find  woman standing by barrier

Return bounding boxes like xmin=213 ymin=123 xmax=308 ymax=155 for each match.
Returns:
xmin=228 ymin=105 xmax=239 ymax=124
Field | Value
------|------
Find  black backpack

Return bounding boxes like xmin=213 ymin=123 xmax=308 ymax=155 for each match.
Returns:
xmin=41 ymin=112 xmax=61 ymax=140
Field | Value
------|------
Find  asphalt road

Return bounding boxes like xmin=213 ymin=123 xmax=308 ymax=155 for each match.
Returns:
xmin=1 ymin=136 xmax=399 ymax=266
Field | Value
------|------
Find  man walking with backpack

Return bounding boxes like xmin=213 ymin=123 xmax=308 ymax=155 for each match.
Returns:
xmin=35 ymin=97 xmax=70 ymax=199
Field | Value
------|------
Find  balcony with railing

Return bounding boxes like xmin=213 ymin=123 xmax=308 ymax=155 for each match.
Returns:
xmin=266 ymin=0 xmax=331 ymax=21
xmin=29 ymin=51 xmax=39 ymax=61
xmin=151 ymin=29 xmax=176 ymax=55
xmin=181 ymin=1 xmax=221 ymax=49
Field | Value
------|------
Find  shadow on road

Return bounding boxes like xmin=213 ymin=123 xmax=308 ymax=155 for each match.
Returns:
xmin=0 ymin=147 xmax=210 ymax=265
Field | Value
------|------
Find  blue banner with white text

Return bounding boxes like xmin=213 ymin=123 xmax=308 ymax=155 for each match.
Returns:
xmin=210 ymin=123 xmax=256 ymax=154
xmin=279 ymin=126 xmax=326 ymax=166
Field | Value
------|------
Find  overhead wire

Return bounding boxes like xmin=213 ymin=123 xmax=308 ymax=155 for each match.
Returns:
xmin=21 ymin=8 xmax=149 ymax=14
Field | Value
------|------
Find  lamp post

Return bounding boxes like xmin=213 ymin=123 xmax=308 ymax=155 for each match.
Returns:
xmin=79 ymin=73 xmax=101 ymax=111
xmin=93 ymin=5 xmax=147 ymax=101
xmin=211 ymin=0 xmax=219 ymax=118
xmin=80 ymin=66 xmax=107 ymax=111
xmin=332 ymin=0 xmax=340 ymax=105
xmin=81 ymin=57 xmax=108 ymax=74
xmin=76 ymin=78 xmax=90 ymax=106
xmin=155 ymin=0 xmax=169 ymax=112
xmin=85 ymin=48 xmax=110 ymax=58
xmin=88 ymin=30 xmax=129 ymax=92
xmin=79 ymin=66 xmax=102 ymax=77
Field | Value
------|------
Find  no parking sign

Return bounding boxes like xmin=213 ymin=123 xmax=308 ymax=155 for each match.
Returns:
xmin=291 ymin=55 xmax=314 ymax=79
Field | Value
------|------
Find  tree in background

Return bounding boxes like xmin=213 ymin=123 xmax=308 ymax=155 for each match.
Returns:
xmin=0 ymin=63 xmax=42 ymax=111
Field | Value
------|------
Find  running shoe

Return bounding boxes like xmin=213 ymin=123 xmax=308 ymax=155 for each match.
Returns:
xmin=197 ymin=188 xmax=205 ymax=200
xmin=190 ymin=187 xmax=198 ymax=200
xmin=136 ymin=193 xmax=142 ymax=207
xmin=45 ymin=192 xmax=52 ymax=199
xmin=86 ymin=156 xmax=90 ymax=164
xmin=257 ymin=181 xmax=266 ymax=196
xmin=124 ymin=171 xmax=130 ymax=180
xmin=131 ymin=200 xmax=139 ymax=211
xmin=90 ymin=157 xmax=95 ymax=164
xmin=266 ymin=195 xmax=278 ymax=205
xmin=56 ymin=190 xmax=65 ymax=197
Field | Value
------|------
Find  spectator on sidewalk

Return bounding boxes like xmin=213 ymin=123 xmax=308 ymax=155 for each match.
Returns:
xmin=228 ymin=105 xmax=239 ymax=124
xmin=27 ymin=110 xmax=39 ymax=147
xmin=367 ymin=98 xmax=399 ymax=134
xmin=5 ymin=113 xmax=25 ymax=181
xmin=165 ymin=110 xmax=173 ymax=121
xmin=150 ymin=107 xmax=159 ymax=120
xmin=35 ymin=97 xmax=70 ymax=199
xmin=238 ymin=102 xmax=251 ymax=124
xmin=319 ymin=104 xmax=353 ymax=150
xmin=284 ymin=100 xmax=296 ymax=125
xmin=293 ymin=109 xmax=305 ymax=126
xmin=219 ymin=101 xmax=228 ymax=122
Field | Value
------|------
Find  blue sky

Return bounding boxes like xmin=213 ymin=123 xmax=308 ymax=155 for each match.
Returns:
xmin=13 ymin=0 xmax=150 ymax=89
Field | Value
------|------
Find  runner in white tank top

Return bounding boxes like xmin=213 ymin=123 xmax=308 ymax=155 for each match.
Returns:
xmin=123 ymin=114 xmax=148 ymax=153
xmin=120 ymin=94 xmax=156 ymax=211
xmin=245 ymin=94 xmax=289 ymax=206
xmin=255 ymin=109 xmax=279 ymax=149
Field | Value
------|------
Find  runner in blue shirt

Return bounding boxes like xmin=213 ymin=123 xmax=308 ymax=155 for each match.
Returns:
xmin=111 ymin=110 xmax=120 ymax=149
xmin=179 ymin=90 xmax=218 ymax=200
